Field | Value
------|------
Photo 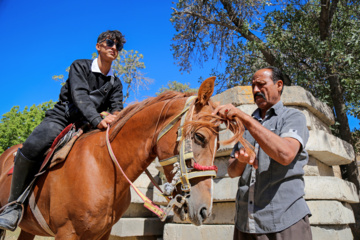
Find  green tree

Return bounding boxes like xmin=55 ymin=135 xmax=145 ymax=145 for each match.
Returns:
xmin=171 ymin=0 xmax=360 ymax=236
xmin=53 ymin=50 xmax=152 ymax=103
xmin=0 ymin=101 xmax=55 ymax=154
xmin=171 ymin=0 xmax=359 ymax=144
xmin=157 ymin=81 xmax=198 ymax=95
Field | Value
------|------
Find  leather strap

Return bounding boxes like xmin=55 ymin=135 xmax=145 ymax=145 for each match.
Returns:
xmin=29 ymin=192 xmax=55 ymax=237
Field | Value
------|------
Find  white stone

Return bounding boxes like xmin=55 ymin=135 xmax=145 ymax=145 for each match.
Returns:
xmin=307 ymin=130 xmax=355 ymax=165
xmin=163 ymin=224 xmax=234 ymax=240
xmin=122 ymin=203 xmax=158 ymax=218
xmin=291 ymin=106 xmax=331 ymax=132
xmin=211 ymin=86 xmax=254 ymax=106
xmin=308 ymin=201 xmax=355 ymax=225
xmin=216 ymin=129 xmax=235 ymax=157
xmin=304 ymin=176 xmax=359 ymax=203
xmin=311 ymin=225 xmax=353 ymax=240
xmin=130 ymin=187 xmax=154 ymax=203
xmin=134 ymin=173 xmax=160 ymax=189
xmin=304 ymin=156 xmax=321 ymax=176
xmin=214 ymin=156 xmax=229 ymax=178
xmin=111 ymin=218 xmax=165 ymax=237
xmin=281 ymin=86 xmax=335 ymax=126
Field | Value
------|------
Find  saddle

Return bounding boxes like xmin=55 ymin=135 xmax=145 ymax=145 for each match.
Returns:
xmin=8 ymin=122 xmax=88 ymax=176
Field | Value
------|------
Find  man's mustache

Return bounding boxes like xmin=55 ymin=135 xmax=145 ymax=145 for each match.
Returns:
xmin=254 ymin=92 xmax=266 ymax=100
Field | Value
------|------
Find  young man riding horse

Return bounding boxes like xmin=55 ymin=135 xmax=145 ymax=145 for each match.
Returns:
xmin=0 ymin=30 xmax=126 ymax=231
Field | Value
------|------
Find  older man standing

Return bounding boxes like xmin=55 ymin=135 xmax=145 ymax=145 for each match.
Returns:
xmin=213 ymin=67 xmax=312 ymax=240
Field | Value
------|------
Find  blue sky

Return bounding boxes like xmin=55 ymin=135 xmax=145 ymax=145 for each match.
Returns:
xmin=0 ymin=0 xmax=359 ymax=130
xmin=0 ymin=1 xmax=218 ymax=113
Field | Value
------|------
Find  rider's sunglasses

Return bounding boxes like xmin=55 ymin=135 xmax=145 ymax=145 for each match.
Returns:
xmin=99 ymin=39 xmax=122 ymax=51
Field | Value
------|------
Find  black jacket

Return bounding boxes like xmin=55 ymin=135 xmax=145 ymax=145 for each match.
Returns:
xmin=51 ymin=59 xmax=123 ymax=127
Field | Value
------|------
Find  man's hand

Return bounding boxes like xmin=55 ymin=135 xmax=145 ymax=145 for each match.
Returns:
xmin=234 ymin=147 xmax=258 ymax=169
xmin=97 ymin=114 xmax=117 ymax=130
xmin=212 ymin=103 xmax=243 ymax=120
xmin=228 ymin=147 xmax=258 ymax=178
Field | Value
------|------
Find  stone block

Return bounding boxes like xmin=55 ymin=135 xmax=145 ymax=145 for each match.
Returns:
xmin=152 ymin=187 xmax=168 ymax=205
xmin=123 ymin=203 xmax=157 ymax=218
xmin=216 ymin=129 xmax=235 ymax=157
xmin=211 ymin=86 xmax=254 ymax=106
xmin=306 ymin=130 xmax=355 ymax=165
xmin=146 ymin=162 xmax=161 ymax=176
xmin=290 ymin=106 xmax=331 ymax=132
xmin=134 ymin=173 xmax=160 ymax=189
xmin=307 ymin=200 xmax=355 ymax=225
xmin=310 ymin=225 xmax=353 ymax=240
xmin=238 ymin=104 xmax=257 ymax=115
xmin=213 ymin=177 xmax=238 ymax=202
xmin=281 ymin=86 xmax=335 ymax=126
xmin=130 ymin=187 xmax=154 ymax=203
xmin=304 ymin=156 xmax=336 ymax=177
xmin=111 ymin=218 xmax=165 ymax=238
xmin=316 ymin=158 xmax=335 ymax=176
xmin=163 ymin=224 xmax=234 ymax=240
xmin=214 ymin=156 xmax=229 ymax=178
xmin=304 ymin=156 xmax=320 ymax=176
xmin=332 ymin=165 xmax=342 ymax=178
xmin=304 ymin=176 xmax=359 ymax=203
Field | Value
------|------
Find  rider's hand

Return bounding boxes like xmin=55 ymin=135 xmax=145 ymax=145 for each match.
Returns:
xmin=97 ymin=114 xmax=117 ymax=130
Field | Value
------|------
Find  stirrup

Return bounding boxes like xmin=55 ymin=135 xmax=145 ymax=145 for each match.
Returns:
xmin=0 ymin=203 xmax=24 ymax=232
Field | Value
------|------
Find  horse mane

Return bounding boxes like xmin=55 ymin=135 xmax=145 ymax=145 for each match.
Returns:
xmin=108 ymin=91 xmax=196 ymax=141
xmin=81 ymin=90 xmax=252 ymax=155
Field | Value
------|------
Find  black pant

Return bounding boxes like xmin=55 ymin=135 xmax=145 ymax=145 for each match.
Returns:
xmin=21 ymin=107 xmax=70 ymax=161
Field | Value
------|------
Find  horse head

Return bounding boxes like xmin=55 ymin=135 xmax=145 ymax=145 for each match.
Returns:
xmin=156 ymin=77 xmax=223 ymax=225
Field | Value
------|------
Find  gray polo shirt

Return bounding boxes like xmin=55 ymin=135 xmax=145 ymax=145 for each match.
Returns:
xmin=231 ymin=101 xmax=311 ymax=233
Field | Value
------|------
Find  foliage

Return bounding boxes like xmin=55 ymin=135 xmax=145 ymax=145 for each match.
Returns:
xmin=156 ymin=81 xmax=198 ymax=95
xmin=0 ymin=101 xmax=55 ymax=154
xmin=353 ymin=129 xmax=360 ymax=154
xmin=171 ymin=0 xmax=360 ymax=143
xmin=112 ymin=50 xmax=153 ymax=103
xmin=52 ymin=50 xmax=152 ymax=103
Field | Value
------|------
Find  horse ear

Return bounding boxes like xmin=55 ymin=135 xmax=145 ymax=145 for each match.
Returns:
xmin=197 ymin=76 xmax=216 ymax=105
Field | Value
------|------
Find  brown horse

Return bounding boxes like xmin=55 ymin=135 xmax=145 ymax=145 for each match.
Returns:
xmin=0 ymin=77 xmax=244 ymax=240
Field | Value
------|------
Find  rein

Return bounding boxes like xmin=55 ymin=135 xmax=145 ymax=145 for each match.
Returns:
xmin=105 ymin=126 xmax=166 ymax=219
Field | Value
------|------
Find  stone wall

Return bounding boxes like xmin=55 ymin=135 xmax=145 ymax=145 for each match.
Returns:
xmin=109 ymin=86 xmax=358 ymax=240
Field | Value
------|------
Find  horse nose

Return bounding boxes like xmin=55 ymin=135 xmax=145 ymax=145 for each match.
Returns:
xmin=200 ymin=207 xmax=208 ymax=220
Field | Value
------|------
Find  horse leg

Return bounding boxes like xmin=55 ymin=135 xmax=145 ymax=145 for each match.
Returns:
xmin=18 ymin=230 xmax=35 ymax=240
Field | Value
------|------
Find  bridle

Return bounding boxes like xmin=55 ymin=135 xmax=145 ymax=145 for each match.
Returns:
xmin=157 ymin=96 xmax=218 ymax=191
xmin=155 ymin=96 xmax=218 ymax=217
xmin=106 ymin=96 xmax=218 ymax=221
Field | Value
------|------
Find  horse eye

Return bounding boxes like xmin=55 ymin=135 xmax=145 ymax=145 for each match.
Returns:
xmin=194 ymin=133 xmax=206 ymax=144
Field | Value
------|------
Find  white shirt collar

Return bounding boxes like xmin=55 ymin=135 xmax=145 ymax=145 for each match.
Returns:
xmin=91 ymin=58 xmax=114 ymax=76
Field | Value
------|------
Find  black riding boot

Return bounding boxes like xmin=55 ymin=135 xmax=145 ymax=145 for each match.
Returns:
xmin=0 ymin=149 xmax=41 ymax=231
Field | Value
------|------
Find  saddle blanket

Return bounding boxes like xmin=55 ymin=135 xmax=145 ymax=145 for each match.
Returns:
xmin=8 ymin=123 xmax=85 ymax=175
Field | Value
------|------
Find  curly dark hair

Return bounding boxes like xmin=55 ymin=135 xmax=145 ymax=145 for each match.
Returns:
xmin=97 ymin=30 xmax=126 ymax=51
